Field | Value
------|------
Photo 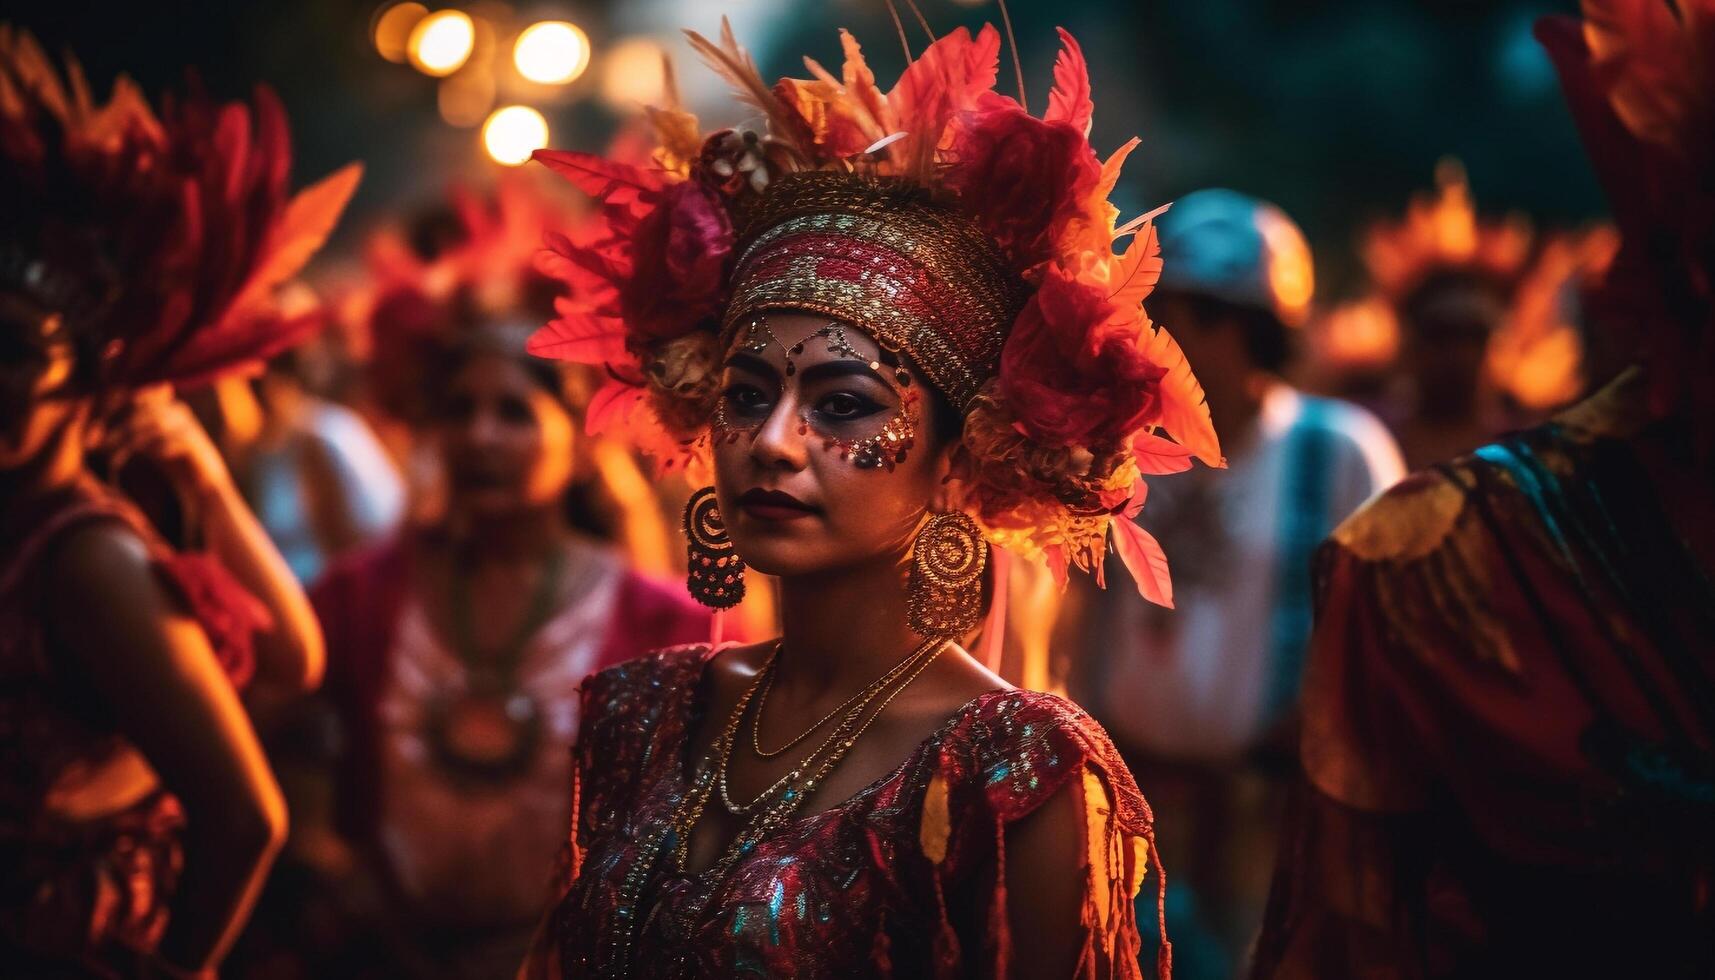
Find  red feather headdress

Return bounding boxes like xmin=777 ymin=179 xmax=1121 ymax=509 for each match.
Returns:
xmin=344 ymin=173 xmax=588 ymax=423
xmin=1535 ymin=0 xmax=1715 ymax=438
xmin=0 ymin=26 xmax=361 ymax=391
xmin=528 ymin=19 xmax=1223 ymax=605
xmin=1345 ymin=159 xmax=1617 ymax=410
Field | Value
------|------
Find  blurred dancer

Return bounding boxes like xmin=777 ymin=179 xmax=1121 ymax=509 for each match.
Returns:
xmin=0 ymin=27 xmax=357 ymax=977
xmin=1076 ymin=191 xmax=1403 ymax=978
xmin=308 ymin=323 xmax=710 ymax=979
xmin=1362 ymin=163 xmax=1535 ymax=470
xmin=1254 ymin=2 xmax=1715 ymax=976
xmin=238 ymin=348 xmax=406 ymax=583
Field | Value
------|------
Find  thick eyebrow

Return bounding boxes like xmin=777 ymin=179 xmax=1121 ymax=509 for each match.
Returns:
xmin=724 ymin=351 xmax=780 ymax=382
xmin=798 ymin=359 xmax=894 ymax=388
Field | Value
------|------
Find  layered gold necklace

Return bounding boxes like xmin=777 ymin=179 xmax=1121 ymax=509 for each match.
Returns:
xmin=599 ymin=637 xmax=947 ymax=976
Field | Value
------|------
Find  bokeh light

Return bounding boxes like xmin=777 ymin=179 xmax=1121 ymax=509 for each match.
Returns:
xmin=373 ymin=2 xmax=428 ymax=63
xmin=482 ymin=105 xmax=549 ymax=166
xmin=438 ymin=67 xmax=495 ymax=127
xmin=408 ymin=9 xmax=476 ymax=77
xmin=514 ymin=21 xmax=590 ymax=85
xmin=599 ymin=36 xmax=669 ymax=109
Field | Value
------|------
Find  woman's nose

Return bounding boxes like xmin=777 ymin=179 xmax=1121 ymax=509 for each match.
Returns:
xmin=748 ymin=397 xmax=809 ymax=472
xmin=462 ymin=407 xmax=503 ymax=446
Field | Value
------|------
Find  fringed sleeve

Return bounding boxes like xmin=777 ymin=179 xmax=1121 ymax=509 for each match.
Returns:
xmin=922 ymin=690 xmax=1169 ymax=979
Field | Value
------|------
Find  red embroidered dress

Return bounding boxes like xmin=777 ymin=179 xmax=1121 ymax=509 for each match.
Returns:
xmin=538 ymin=646 xmax=1159 ymax=979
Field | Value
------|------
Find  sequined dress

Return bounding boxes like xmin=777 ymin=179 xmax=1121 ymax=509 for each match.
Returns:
xmin=532 ymin=644 xmax=1162 ymax=979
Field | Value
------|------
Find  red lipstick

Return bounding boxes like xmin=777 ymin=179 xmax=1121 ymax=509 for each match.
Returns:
xmin=737 ymin=488 xmax=819 ymax=522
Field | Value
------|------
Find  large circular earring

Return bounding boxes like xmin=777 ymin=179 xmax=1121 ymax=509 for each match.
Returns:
xmin=684 ymin=486 xmax=746 ymax=609
xmin=906 ymin=510 xmax=987 ymax=638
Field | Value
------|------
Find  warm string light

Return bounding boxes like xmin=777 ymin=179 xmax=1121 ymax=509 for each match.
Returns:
xmin=377 ymin=5 xmax=593 ymax=164
xmin=373 ymin=2 xmax=428 ymax=63
xmin=483 ymin=105 xmax=549 ymax=166
xmin=514 ymin=20 xmax=590 ymax=85
xmin=408 ymin=9 xmax=476 ymax=77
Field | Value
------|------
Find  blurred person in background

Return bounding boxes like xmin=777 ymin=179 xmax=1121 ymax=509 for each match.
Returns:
xmin=232 ymin=344 xmax=406 ymax=584
xmin=0 ymin=27 xmax=356 ymax=978
xmin=1255 ymin=2 xmax=1715 ymax=976
xmin=301 ymin=321 xmax=711 ymax=979
xmin=1074 ymin=190 xmax=1404 ymax=980
xmin=1359 ymin=163 xmax=1537 ymax=470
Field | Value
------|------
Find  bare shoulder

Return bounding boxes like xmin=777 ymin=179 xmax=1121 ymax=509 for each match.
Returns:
xmin=701 ymin=639 xmax=776 ymax=703
xmin=41 ymin=519 xmax=159 ymax=608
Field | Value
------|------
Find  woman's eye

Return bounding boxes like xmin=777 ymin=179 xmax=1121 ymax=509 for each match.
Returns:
xmin=815 ymin=392 xmax=882 ymax=420
xmin=723 ymin=383 xmax=772 ymax=414
xmin=442 ymin=396 xmax=475 ymax=422
xmin=499 ymin=398 xmax=535 ymax=424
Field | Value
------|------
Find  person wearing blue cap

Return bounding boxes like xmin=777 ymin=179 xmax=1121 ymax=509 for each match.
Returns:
xmin=1072 ymin=190 xmax=1405 ymax=979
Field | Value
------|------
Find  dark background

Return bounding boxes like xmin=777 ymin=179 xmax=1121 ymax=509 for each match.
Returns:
xmin=7 ymin=0 xmax=1600 ymax=294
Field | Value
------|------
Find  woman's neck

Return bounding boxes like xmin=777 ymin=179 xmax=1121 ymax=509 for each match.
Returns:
xmin=447 ymin=502 xmax=570 ymax=563
xmin=772 ymin=550 xmax=928 ymax=702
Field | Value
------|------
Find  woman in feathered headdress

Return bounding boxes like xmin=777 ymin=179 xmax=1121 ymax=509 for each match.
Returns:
xmin=0 ymin=26 xmax=358 ymax=977
xmin=518 ymin=12 xmax=1223 ymax=978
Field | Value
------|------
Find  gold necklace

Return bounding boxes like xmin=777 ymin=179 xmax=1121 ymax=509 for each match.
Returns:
xmin=663 ymin=647 xmax=776 ymax=870
xmin=721 ymin=638 xmax=942 ymax=815
xmin=690 ymin=640 xmax=948 ymax=886
xmin=749 ymin=637 xmax=940 ymax=759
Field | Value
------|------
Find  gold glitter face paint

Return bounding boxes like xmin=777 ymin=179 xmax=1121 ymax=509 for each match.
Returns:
xmin=715 ymin=315 xmax=919 ymax=470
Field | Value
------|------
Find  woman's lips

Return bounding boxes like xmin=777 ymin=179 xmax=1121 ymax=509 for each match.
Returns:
xmin=736 ymin=488 xmax=819 ymax=522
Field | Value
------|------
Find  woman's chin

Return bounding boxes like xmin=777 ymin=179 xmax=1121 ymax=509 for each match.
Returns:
xmin=731 ymin=537 xmax=834 ymax=579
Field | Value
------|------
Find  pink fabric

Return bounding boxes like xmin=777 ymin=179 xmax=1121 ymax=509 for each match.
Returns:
xmin=313 ymin=534 xmax=714 ymax=847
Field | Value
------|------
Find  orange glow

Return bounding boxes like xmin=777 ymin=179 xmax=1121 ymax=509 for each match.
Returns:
xmin=373 ymin=2 xmax=428 ymax=63
xmin=408 ymin=9 xmax=475 ymax=77
xmin=482 ymin=105 xmax=549 ymax=166
xmin=1315 ymin=297 xmax=1402 ymax=371
xmin=599 ymin=36 xmax=670 ymax=109
xmin=438 ymin=67 xmax=495 ymax=127
xmin=1256 ymin=208 xmax=1315 ymax=327
xmin=1362 ymin=158 xmax=1533 ymax=299
xmin=514 ymin=21 xmax=591 ymax=85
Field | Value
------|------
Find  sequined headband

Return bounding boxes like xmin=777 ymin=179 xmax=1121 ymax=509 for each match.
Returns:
xmin=721 ymin=173 xmax=1027 ymax=411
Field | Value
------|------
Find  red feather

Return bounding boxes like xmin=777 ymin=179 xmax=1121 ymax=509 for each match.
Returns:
xmin=584 ymin=378 xmax=646 ymax=437
xmin=1129 ymin=430 xmax=1197 ymax=475
xmin=1108 ymin=220 xmax=1163 ymax=311
xmin=1043 ymin=28 xmax=1093 ymax=136
xmin=219 ymin=162 xmax=362 ymax=325
xmin=1139 ymin=321 xmax=1224 ymax=468
xmin=1111 ymin=516 xmax=1173 ymax=608
xmin=533 ymin=149 xmax=663 ymax=207
xmin=888 ymin=24 xmax=1002 ymax=174
xmin=526 ymin=313 xmax=628 ymax=364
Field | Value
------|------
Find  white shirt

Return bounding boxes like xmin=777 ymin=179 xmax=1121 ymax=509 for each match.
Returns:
xmin=1089 ymin=384 xmax=1405 ymax=762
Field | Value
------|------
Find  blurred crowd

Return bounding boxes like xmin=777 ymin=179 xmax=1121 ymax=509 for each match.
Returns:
xmin=202 ymin=156 xmax=1614 ymax=980
xmin=3 ymin=3 xmax=1710 ymax=978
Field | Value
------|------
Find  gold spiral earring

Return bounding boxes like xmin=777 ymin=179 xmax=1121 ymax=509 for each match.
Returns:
xmin=684 ymin=487 xmax=746 ymax=609
xmin=906 ymin=510 xmax=987 ymax=638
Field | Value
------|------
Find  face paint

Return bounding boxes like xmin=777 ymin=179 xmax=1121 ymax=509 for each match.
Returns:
xmin=716 ymin=315 xmax=919 ymax=470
